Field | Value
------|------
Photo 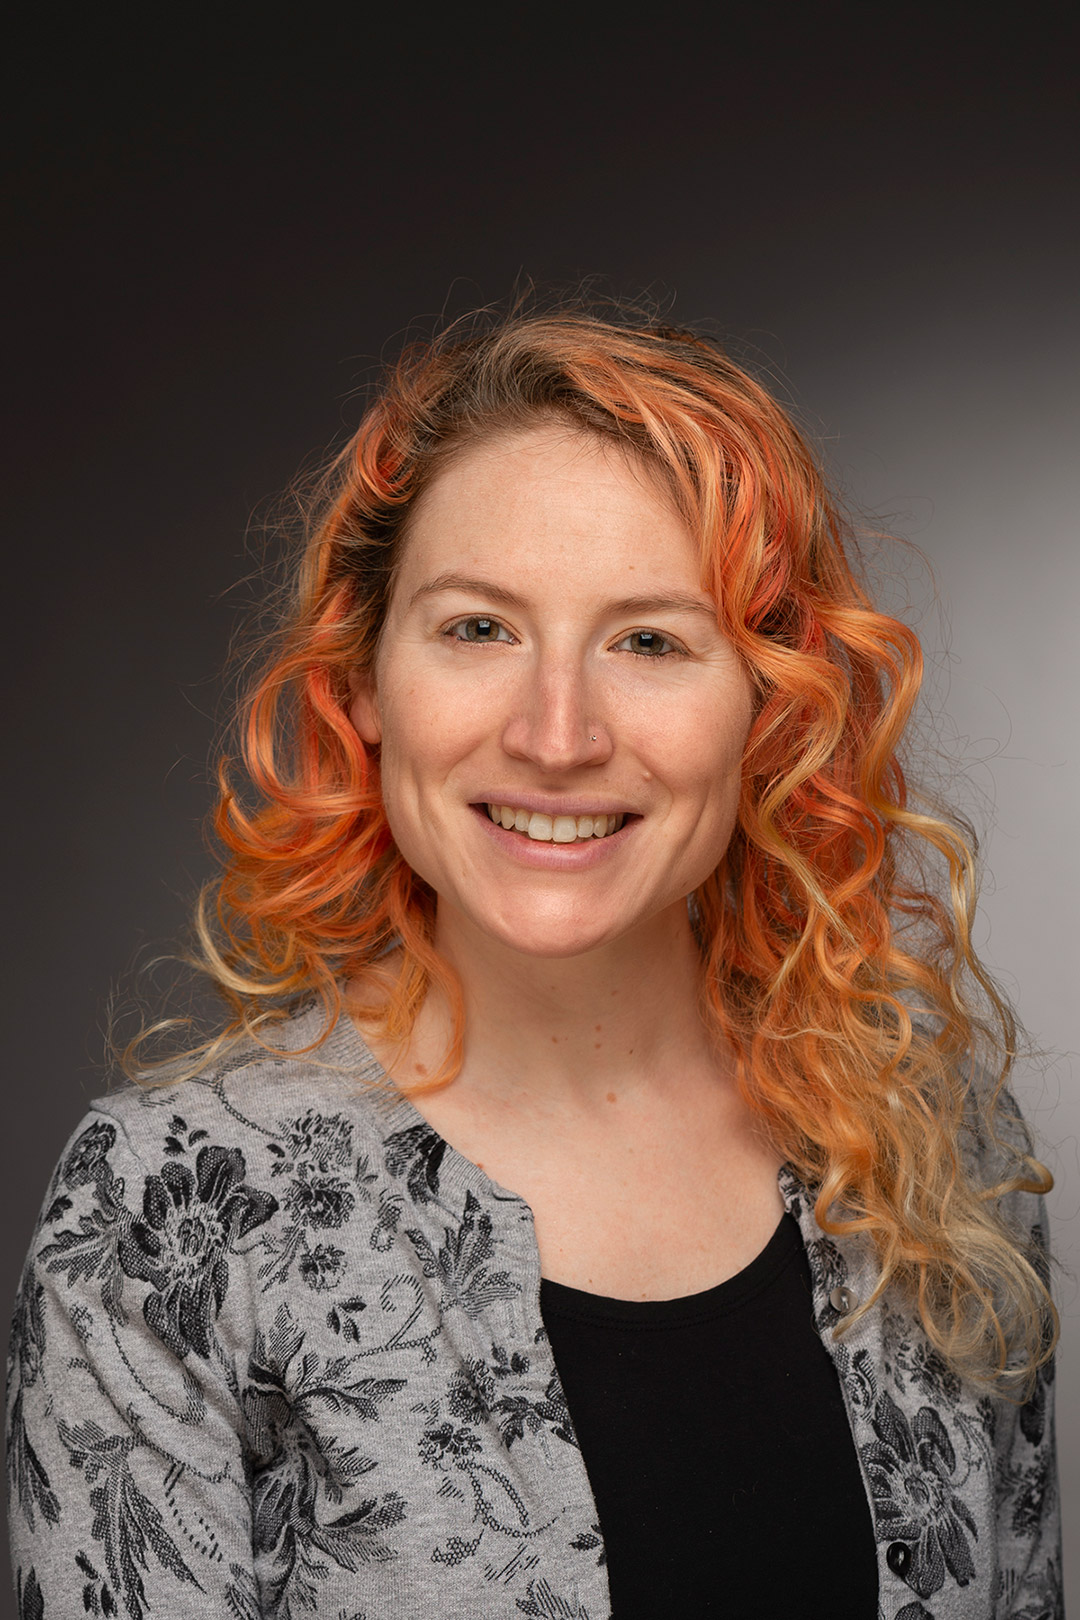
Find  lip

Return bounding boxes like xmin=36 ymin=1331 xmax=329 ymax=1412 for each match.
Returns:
xmin=469 ymin=803 xmax=639 ymax=868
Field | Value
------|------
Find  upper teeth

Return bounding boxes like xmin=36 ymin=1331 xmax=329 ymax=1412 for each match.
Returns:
xmin=487 ymin=805 xmax=625 ymax=842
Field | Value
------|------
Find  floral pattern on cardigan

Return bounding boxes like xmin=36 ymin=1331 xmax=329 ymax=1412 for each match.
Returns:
xmin=7 ymin=1006 xmax=1062 ymax=1618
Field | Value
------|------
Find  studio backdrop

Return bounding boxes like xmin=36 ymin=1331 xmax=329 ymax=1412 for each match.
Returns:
xmin=6 ymin=10 xmax=1077 ymax=1611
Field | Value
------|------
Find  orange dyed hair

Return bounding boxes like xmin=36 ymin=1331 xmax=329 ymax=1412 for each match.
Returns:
xmin=158 ymin=297 xmax=1055 ymax=1394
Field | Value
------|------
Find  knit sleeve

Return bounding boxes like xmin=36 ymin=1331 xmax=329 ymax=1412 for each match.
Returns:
xmin=7 ymin=1104 xmax=269 ymax=1620
xmin=978 ymin=1086 xmax=1065 ymax=1618
xmin=991 ymin=1190 xmax=1063 ymax=1618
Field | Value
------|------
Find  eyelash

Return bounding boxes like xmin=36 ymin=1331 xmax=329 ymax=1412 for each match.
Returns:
xmin=442 ymin=618 xmax=685 ymax=659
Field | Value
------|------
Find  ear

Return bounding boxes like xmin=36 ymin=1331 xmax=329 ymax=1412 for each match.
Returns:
xmin=347 ymin=668 xmax=382 ymax=746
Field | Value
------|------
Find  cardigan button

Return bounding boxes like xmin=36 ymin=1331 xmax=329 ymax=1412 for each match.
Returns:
xmin=829 ymin=1284 xmax=858 ymax=1315
xmin=886 ymin=1541 xmax=912 ymax=1578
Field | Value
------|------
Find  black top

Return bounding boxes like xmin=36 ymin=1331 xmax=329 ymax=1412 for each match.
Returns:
xmin=540 ymin=1211 xmax=880 ymax=1618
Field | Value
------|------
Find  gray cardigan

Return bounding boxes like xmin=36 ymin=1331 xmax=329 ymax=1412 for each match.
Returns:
xmin=7 ymin=1003 xmax=1062 ymax=1618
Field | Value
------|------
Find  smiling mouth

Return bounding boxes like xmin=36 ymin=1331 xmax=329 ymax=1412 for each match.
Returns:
xmin=485 ymin=803 xmax=627 ymax=843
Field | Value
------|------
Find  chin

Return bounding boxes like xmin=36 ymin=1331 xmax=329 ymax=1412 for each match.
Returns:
xmin=466 ymin=903 xmax=648 ymax=962
xmin=500 ymin=931 xmax=619 ymax=961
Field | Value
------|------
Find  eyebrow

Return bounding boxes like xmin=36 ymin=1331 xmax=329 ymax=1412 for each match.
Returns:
xmin=408 ymin=571 xmax=718 ymax=620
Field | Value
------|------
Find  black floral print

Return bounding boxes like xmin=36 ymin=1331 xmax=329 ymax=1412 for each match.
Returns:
xmin=1005 ymin=1551 xmax=1063 ymax=1620
xmin=267 ymin=1110 xmax=353 ymax=1201
xmin=116 ymin=1140 xmax=277 ymax=1359
xmin=75 ymin=1549 xmax=120 ymax=1617
xmin=863 ymin=1392 xmax=978 ymax=1597
xmin=803 ymin=1233 xmax=849 ymax=1329
xmin=418 ymin=1422 xmax=483 ymax=1467
xmin=239 ymin=1303 xmax=407 ymax=1618
xmin=6 ymin=1008 xmax=1063 ymax=1617
xmin=16 ymin=1566 xmax=45 ymax=1620
xmin=515 ymin=1576 xmax=593 ymax=1618
xmin=384 ymin=1122 xmax=446 ymax=1204
xmin=1020 ymin=1353 xmax=1055 ymax=1447
xmin=6 ymin=1393 xmax=58 ymax=1539
xmin=441 ymin=1344 xmax=576 ymax=1451
xmin=283 ymin=1175 xmax=354 ymax=1230
xmin=369 ymin=1187 xmax=404 ymax=1252
xmin=278 ymin=1110 xmax=355 ymax=1174
xmin=570 ymin=1523 xmax=606 ymax=1565
xmin=60 ymin=1419 xmax=199 ymax=1620
xmin=36 ymin=1155 xmax=128 ymax=1314
xmin=298 ymin=1243 xmax=346 ymax=1292
xmin=62 ymin=1121 xmax=117 ymax=1190
xmin=889 ymin=1318 xmax=965 ymax=1407
xmin=406 ymin=1189 xmax=520 ymax=1317
xmin=6 ymin=1275 xmax=59 ymax=1538
xmin=261 ymin=1111 xmax=365 ymax=1286
xmin=276 ymin=1111 xmax=356 ymax=1232
xmin=1003 ymin=1444 xmax=1056 ymax=1540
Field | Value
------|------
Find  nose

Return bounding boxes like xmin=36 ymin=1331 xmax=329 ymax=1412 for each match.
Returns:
xmin=500 ymin=654 xmax=611 ymax=772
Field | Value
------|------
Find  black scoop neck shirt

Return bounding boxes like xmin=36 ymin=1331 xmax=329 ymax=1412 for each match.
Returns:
xmin=539 ymin=1211 xmax=880 ymax=1617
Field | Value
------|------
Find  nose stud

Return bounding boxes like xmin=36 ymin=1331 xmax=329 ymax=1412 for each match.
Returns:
xmin=590 ymin=735 xmax=597 ymax=742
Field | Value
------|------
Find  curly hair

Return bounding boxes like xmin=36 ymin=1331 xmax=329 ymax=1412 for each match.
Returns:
xmin=133 ymin=295 xmax=1057 ymax=1398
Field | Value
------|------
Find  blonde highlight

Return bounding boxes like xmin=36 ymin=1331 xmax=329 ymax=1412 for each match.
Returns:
xmin=123 ymin=293 xmax=1057 ymax=1399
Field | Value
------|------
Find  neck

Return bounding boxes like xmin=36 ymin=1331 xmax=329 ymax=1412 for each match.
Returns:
xmin=387 ymin=897 xmax=723 ymax=1112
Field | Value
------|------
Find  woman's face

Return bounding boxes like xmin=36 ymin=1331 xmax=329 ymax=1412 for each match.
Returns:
xmin=350 ymin=423 xmax=755 ymax=961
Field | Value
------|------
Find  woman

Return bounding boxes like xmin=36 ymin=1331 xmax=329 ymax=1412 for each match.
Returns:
xmin=7 ymin=303 xmax=1061 ymax=1619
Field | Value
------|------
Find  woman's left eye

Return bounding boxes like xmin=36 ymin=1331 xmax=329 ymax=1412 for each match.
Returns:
xmin=445 ymin=616 xmax=515 ymax=644
xmin=614 ymin=629 xmax=682 ymax=658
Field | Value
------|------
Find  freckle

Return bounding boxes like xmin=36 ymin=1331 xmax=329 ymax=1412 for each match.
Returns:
xmin=414 ymin=1062 xmax=428 ymax=1076
xmin=551 ymin=1035 xmax=559 ymax=1044
xmin=593 ymin=1043 xmax=601 ymax=1050
xmin=594 ymin=1025 xmax=602 ymax=1033
xmin=606 ymin=1092 xmax=616 ymax=1104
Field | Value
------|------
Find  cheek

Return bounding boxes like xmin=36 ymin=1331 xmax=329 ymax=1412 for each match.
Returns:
xmin=640 ymin=682 xmax=753 ymax=798
xmin=373 ymin=668 xmax=492 ymax=810
xmin=674 ymin=710 xmax=752 ymax=884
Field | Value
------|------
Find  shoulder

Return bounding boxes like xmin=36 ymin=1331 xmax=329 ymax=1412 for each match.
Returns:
xmin=26 ymin=1003 xmax=435 ymax=1362
xmin=957 ymin=1057 xmax=1054 ymax=1250
xmin=40 ymin=1003 xmax=416 ymax=1270
xmin=84 ymin=1000 xmax=400 ymax=1172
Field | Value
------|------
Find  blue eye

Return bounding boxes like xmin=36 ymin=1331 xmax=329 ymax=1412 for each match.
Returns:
xmin=447 ymin=616 xmax=514 ymax=644
xmin=616 ymin=629 xmax=680 ymax=658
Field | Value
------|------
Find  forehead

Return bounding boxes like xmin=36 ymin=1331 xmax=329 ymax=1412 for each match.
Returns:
xmin=396 ymin=423 xmax=698 ymax=588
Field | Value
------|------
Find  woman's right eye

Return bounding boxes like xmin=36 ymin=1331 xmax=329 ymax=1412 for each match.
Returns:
xmin=445 ymin=616 xmax=514 ymax=644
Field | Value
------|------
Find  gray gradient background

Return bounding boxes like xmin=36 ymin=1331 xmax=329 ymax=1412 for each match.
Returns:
xmin=5 ymin=10 xmax=1077 ymax=1612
